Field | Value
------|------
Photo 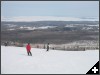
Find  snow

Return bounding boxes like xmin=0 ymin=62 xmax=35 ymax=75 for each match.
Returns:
xmin=37 ymin=26 xmax=57 ymax=29
xmin=65 ymin=24 xmax=75 ymax=27
xmin=19 ymin=26 xmax=57 ymax=30
xmin=87 ymin=24 xmax=99 ymax=27
xmin=19 ymin=26 xmax=35 ymax=30
xmin=1 ymin=46 xmax=99 ymax=74
xmin=82 ymin=27 xmax=93 ymax=30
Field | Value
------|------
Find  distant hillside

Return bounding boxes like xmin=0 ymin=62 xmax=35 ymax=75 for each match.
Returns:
xmin=1 ymin=21 xmax=99 ymax=44
xmin=1 ymin=21 xmax=99 ymax=31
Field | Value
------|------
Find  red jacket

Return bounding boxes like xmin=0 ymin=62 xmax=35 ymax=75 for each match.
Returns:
xmin=26 ymin=44 xmax=31 ymax=52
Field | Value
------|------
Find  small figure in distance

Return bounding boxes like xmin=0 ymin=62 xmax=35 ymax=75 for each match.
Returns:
xmin=52 ymin=47 xmax=54 ymax=50
xmin=37 ymin=45 xmax=39 ymax=48
xmin=26 ymin=43 xmax=32 ymax=56
xmin=4 ymin=41 xmax=8 ymax=47
xmin=47 ymin=43 xmax=49 ymax=51
xmin=44 ymin=44 xmax=45 ymax=49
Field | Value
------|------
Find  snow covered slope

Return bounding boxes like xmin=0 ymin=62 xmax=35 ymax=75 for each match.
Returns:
xmin=1 ymin=46 xmax=99 ymax=74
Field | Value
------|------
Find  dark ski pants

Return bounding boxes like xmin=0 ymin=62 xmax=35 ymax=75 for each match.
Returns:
xmin=27 ymin=51 xmax=32 ymax=56
xmin=47 ymin=48 xmax=49 ymax=51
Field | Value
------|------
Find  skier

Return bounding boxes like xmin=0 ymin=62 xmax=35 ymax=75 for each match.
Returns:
xmin=44 ymin=44 xmax=45 ymax=49
xmin=4 ymin=42 xmax=7 ymax=46
xmin=37 ymin=45 xmax=39 ymax=48
xmin=26 ymin=43 xmax=32 ymax=56
xmin=4 ymin=41 xmax=8 ymax=46
xmin=47 ymin=43 xmax=49 ymax=51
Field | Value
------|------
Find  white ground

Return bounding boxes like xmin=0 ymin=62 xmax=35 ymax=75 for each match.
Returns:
xmin=1 ymin=46 xmax=99 ymax=74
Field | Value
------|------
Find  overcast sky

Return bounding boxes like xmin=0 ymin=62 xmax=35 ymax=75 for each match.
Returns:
xmin=1 ymin=1 xmax=99 ymax=21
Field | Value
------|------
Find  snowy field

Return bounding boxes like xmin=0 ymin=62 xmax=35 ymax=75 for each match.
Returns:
xmin=1 ymin=46 xmax=99 ymax=74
